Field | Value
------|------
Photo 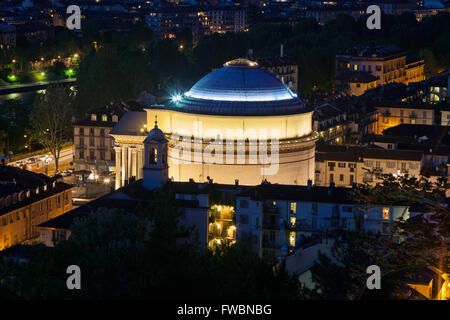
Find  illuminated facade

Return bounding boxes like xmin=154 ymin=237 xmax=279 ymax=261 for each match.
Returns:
xmin=111 ymin=59 xmax=317 ymax=188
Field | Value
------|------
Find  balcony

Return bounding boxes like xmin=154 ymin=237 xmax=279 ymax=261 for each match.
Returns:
xmin=76 ymin=145 xmax=86 ymax=149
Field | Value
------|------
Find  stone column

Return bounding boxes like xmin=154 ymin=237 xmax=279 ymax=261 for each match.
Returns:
xmin=122 ymin=146 xmax=128 ymax=185
xmin=137 ymin=146 xmax=143 ymax=180
xmin=114 ymin=146 xmax=122 ymax=190
xmin=131 ymin=147 xmax=137 ymax=179
xmin=127 ymin=146 xmax=132 ymax=181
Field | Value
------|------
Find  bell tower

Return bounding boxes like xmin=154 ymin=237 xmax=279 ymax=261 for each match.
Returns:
xmin=142 ymin=118 xmax=168 ymax=190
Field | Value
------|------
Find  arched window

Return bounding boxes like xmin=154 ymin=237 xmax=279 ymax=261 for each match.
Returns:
xmin=91 ymin=114 xmax=97 ymax=121
xmin=102 ymin=114 xmax=107 ymax=121
xmin=150 ymin=148 xmax=157 ymax=164
xmin=112 ymin=115 xmax=119 ymax=122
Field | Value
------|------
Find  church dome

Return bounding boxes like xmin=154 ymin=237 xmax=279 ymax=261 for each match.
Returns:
xmin=144 ymin=122 xmax=167 ymax=143
xmin=168 ymin=59 xmax=308 ymax=116
xmin=185 ymin=59 xmax=297 ymax=102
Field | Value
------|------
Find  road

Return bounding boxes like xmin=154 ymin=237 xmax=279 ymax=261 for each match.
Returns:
xmin=8 ymin=146 xmax=74 ymax=176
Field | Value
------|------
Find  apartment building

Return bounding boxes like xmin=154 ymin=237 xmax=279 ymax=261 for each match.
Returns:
xmin=315 ymin=145 xmax=424 ymax=187
xmin=235 ymin=182 xmax=409 ymax=258
xmin=73 ymin=102 xmax=141 ymax=174
xmin=335 ymin=45 xmax=425 ymax=94
xmin=334 ymin=70 xmax=378 ymax=96
xmin=146 ymin=6 xmax=208 ymax=39
xmin=0 ymin=23 xmax=16 ymax=49
xmin=376 ymin=103 xmax=435 ymax=134
xmin=255 ymin=53 xmax=298 ymax=93
xmin=205 ymin=6 xmax=248 ymax=34
xmin=313 ymin=103 xmax=349 ymax=144
xmin=0 ymin=165 xmax=72 ymax=251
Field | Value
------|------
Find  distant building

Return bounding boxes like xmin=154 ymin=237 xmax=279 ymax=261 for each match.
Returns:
xmin=441 ymin=107 xmax=450 ymax=126
xmin=73 ymin=101 xmax=143 ymax=175
xmin=205 ymin=6 xmax=248 ymax=34
xmin=376 ymin=103 xmax=435 ymax=134
xmin=0 ymin=165 xmax=72 ymax=251
xmin=335 ymin=71 xmax=378 ymax=96
xmin=335 ymin=45 xmax=425 ymax=95
xmin=313 ymin=103 xmax=349 ymax=144
xmin=0 ymin=23 xmax=16 ymax=49
xmin=255 ymin=47 xmax=299 ymax=93
xmin=146 ymin=6 xmax=208 ymax=39
xmin=304 ymin=6 xmax=365 ymax=25
xmin=315 ymin=145 xmax=424 ymax=187
xmin=424 ymin=68 xmax=450 ymax=103
xmin=15 ymin=22 xmax=54 ymax=46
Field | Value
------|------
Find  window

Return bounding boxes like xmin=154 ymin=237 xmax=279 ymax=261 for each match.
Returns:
xmin=339 ymin=174 xmax=344 ymax=181
xmin=89 ymin=138 xmax=94 ymax=147
xmin=289 ymin=232 xmax=296 ymax=247
xmin=387 ymin=144 xmax=393 ymax=150
xmin=311 ymin=218 xmax=317 ymax=229
xmin=342 ymin=218 xmax=347 ymax=228
xmin=100 ymin=129 xmax=105 ymax=136
xmin=290 ymin=202 xmax=296 ymax=214
xmin=270 ymin=231 xmax=276 ymax=243
xmin=312 ymin=203 xmax=318 ymax=215
xmin=240 ymin=199 xmax=249 ymax=208
xmin=409 ymin=163 xmax=417 ymax=169
xmin=150 ymin=148 xmax=157 ymax=164
xmin=387 ymin=161 xmax=395 ymax=168
xmin=90 ymin=128 xmax=94 ymax=136
xmin=101 ymin=114 xmax=107 ymax=121
xmin=328 ymin=162 xmax=336 ymax=171
xmin=375 ymin=161 xmax=381 ymax=169
xmin=338 ymin=163 xmax=346 ymax=168
xmin=353 ymin=64 xmax=358 ymax=71
xmin=423 ymin=111 xmax=427 ymax=119
xmin=350 ymin=174 xmax=354 ymax=184
xmin=91 ymin=114 xmax=97 ymax=121
xmin=290 ymin=217 xmax=296 ymax=227
xmin=79 ymin=137 xmax=84 ymax=146
xmin=90 ymin=150 xmax=95 ymax=160
xmin=112 ymin=115 xmax=119 ymax=122
xmin=383 ymin=207 xmax=390 ymax=220
xmin=100 ymin=151 xmax=105 ymax=160
xmin=330 ymin=174 xmax=334 ymax=183
xmin=401 ymin=162 xmax=407 ymax=171
xmin=239 ymin=214 xmax=249 ymax=224
xmin=79 ymin=128 xmax=84 ymax=136
xmin=364 ymin=160 xmax=373 ymax=167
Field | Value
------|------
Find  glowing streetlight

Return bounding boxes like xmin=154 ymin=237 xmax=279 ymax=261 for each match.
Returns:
xmin=171 ymin=94 xmax=182 ymax=103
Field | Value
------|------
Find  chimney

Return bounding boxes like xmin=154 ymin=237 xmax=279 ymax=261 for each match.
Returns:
xmin=280 ymin=44 xmax=284 ymax=58
xmin=307 ymin=179 xmax=312 ymax=190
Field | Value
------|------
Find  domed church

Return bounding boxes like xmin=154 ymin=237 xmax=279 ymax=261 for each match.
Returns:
xmin=110 ymin=59 xmax=317 ymax=189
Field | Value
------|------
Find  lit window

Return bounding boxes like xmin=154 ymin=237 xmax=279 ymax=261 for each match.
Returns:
xmin=289 ymin=232 xmax=296 ymax=247
xmin=382 ymin=207 xmax=390 ymax=220
xmin=91 ymin=114 xmax=97 ymax=121
xmin=102 ymin=114 xmax=107 ymax=121
xmin=290 ymin=202 xmax=296 ymax=214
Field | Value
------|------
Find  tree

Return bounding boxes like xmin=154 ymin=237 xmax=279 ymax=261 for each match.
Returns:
xmin=0 ymin=99 xmax=29 ymax=156
xmin=0 ymin=191 xmax=307 ymax=300
xmin=29 ymin=86 xmax=74 ymax=172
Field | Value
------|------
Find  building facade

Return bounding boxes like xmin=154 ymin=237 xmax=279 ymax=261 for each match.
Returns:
xmin=336 ymin=46 xmax=425 ymax=95
xmin=73 ymin=102 xmax=140 ymax=174
xmin=235 ymin=183 xmax=409 ymax=258
xmin=376 ymin=103 xmax=435 ymax=134
xmin=315 ymin=146 xmax=424 ymax=187
xmin=0 ymin=166 xmax=72 ymax=251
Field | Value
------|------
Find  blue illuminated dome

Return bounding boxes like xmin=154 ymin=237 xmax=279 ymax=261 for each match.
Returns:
xmin=185 ymin=59 xmax=297 ymax=102
xmin=165 ymin=58 xmax=308 ymax=116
